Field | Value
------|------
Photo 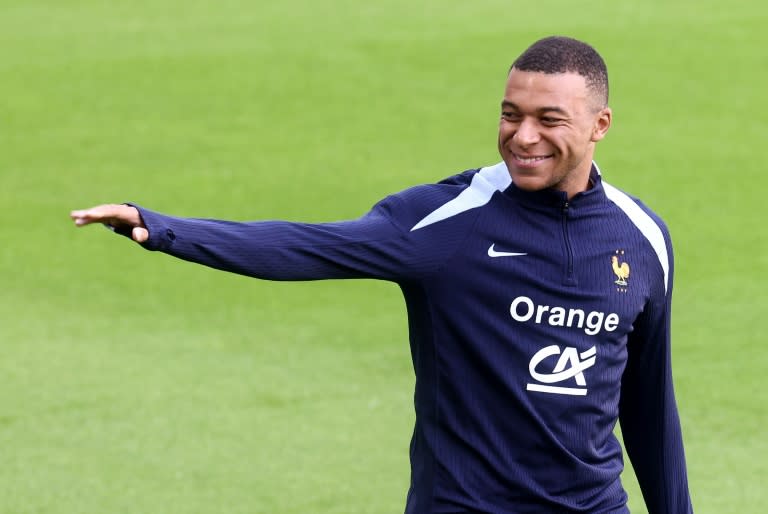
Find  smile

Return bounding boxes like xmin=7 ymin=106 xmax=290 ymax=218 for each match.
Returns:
xmin=511 ymin=152 xmax=553 ymax=167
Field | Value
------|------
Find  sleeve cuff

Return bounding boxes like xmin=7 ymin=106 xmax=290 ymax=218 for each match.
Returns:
xmin=124 ymin=203 xmax=177 ymax=252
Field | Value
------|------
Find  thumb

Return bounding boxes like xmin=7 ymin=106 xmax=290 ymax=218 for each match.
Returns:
xmin=132 ymin=227 xmax=149 ymax=243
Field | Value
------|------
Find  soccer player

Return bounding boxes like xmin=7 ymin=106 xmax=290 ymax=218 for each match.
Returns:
xmin=71 ymin=36 xmax=694 ymax=513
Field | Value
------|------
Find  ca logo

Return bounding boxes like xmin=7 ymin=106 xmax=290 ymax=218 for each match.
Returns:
xmin=526 ymin=345 xmax=596 ymax=396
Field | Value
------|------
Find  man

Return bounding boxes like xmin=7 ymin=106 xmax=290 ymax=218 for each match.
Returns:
xmin=71 ymin=36 xmax=693 ymax=513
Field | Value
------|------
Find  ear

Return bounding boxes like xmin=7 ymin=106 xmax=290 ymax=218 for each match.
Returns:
xmin=591 ymin=107 xmax=612 ymax=142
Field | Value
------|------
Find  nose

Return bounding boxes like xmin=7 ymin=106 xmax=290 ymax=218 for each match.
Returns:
xmin=512 ymin=117 xmax=541 ymax=147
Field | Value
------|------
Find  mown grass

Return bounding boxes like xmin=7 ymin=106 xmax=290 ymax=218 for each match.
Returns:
xmin=1 ymin=0 xmax=765 ymax=512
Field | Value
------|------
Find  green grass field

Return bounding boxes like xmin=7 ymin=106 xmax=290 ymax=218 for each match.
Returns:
xmin=2 ymin=0 xmax=766 ymax=512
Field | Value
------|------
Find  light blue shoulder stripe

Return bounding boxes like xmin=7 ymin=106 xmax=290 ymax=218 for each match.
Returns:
xmin=602 ymin=181 xmax=670 ymax=294
xmin=410 ymin=162 xmax=511 ymax=232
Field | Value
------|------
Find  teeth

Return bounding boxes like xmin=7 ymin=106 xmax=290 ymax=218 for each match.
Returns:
xmin=514 ymin=154 xmax=549 ymax=164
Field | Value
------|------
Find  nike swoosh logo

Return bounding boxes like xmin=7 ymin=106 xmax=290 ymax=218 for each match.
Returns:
xmin=487 ymin=244 xmax=527 ymax=258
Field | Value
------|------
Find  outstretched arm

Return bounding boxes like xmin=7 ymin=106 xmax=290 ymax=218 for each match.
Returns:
xmin=70 ymin=197 xmax=464 ymax=282
xmin=71 ymin=204 xmax=149 ymax=243
xmin=70 ymin=203 xmax=408 ymax=281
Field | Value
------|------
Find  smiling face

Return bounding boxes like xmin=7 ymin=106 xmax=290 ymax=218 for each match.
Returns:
xmin=498 ymin=69 xmax=612 ymax=199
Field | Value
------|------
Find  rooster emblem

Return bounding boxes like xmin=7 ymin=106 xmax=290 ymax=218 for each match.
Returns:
xmin=611 ymin=254 xmax=630 ymax=286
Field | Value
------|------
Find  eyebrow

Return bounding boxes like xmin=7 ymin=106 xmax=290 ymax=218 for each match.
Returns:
xmin=500 ymin=100 xmax=569 ymax=116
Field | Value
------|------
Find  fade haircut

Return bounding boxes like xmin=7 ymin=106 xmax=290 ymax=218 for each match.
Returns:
xmin=511 ymin=36 xmax=609 ymax=108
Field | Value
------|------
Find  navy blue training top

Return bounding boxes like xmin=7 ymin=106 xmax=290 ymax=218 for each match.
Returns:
xmin=131 ymin=161 xmax=693 ymax=514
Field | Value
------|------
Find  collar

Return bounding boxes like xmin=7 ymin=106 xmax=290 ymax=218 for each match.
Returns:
xmin=502 ymin=164 xmax=607 ymax=211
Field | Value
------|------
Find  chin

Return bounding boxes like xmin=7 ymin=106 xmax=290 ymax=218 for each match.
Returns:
xmin=509 ymin=173 xmax=551 ymax=192
xmin=514 ymin=182 xmax=549 ymax=192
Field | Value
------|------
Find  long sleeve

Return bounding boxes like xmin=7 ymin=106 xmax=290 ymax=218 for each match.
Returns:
xmin=126 ymin=190 xmax=475 ymax=283
xmin=618 ymin=239 xmax=694 ymax=514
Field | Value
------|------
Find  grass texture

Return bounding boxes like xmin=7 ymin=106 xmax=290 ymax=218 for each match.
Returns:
xmin=1 ymin=0 xmax=766 ymax=512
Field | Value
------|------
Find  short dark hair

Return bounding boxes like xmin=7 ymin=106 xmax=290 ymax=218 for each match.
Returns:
xmin=511 ymin=36 xmax=609 ymax=107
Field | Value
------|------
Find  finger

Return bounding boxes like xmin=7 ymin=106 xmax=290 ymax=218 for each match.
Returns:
xmin=132 ymin=227 xmax=149 ymax=243
xmin=70 ymin=209 xmax=90 ymax=225
xmin=70 ymin=204 xmax=132 ymax=227
xmin=70 ymin=205 xmax=115 ymax=225
xmin=72 ymin=215 xmax=100 ymax=227
xmin=70 ymin=210 xmax=99 ymax=227
xmin=70 ymin=206 xmax=109 ymax=220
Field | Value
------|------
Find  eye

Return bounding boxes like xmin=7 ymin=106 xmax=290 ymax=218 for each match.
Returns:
xmin=541 ymin=117 xmax=564 ymax=125
xmin=501 ymin=112 xmax=521 ymax=122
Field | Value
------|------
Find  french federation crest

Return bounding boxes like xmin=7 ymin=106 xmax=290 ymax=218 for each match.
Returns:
xmin=611 ymin=250 xmax=630 ymax=291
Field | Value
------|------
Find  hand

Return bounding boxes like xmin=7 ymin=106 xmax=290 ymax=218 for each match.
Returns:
xmin=70 ymin=204 xmax=149 ymax=243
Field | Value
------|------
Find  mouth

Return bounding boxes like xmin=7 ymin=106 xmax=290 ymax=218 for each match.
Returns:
xmin=510 ymin=152 xmax=553 ymax=168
